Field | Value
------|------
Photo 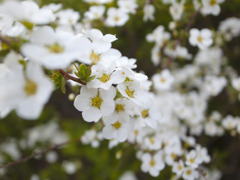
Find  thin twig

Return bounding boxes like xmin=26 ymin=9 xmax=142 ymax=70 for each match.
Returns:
xmin=184 ymin=8 xmax=201 ymax=34
xmin=0 ymin=141 xmax=70 ymax=169
xmin=59 ymin=69 xmax=87 ymax=85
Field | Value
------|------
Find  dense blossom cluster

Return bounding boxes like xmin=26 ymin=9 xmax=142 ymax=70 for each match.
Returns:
xmin=0 ymin=0 xmax=240 ymax=179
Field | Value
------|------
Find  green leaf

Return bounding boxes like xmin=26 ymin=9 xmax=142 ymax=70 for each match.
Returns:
xmin=51 ymin=71 xmax=63 ymax=90
xmin=61 ymin=76 xmax=66 ymax=94
xmin=86 ymin=65 xmax=92 ymax=79
xmin=74 ymin=71 xmax=80 ymax=78
xmin=79 ymin=64 xmax=87 ymax=79
xmin=85 ymin=75 xmax=95 ymax=82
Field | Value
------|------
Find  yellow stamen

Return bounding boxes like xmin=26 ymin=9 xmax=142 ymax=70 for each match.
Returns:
xmin=113 ymin=121 xmax=122 ymax=129
xmin=99 ymin=73 xmax=110 ymax=83
xmin=141 ymin=109 xmax=149 ymax=119
xmin=24 ymin=79 xmax=38 ymax=96
xmin=48 ymin=43 xmax=64 ymax=53
xmin=115 ymin=104 xmax=124 ymax=112
xmin=150 ymin=159 xmax=155 ymax=167
xmin=90 ymin=51 xmax=100 ymax=64
xmin=125 ymin=87 xmax=134 ymax=98
xmin=91 ymin=95 xmax=103 ymax=108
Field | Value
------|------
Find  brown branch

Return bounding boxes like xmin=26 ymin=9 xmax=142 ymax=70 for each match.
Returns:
xmin=184 ymin=8 xmax=201 ymax=34
xmin=0 ymin=141 xmax=70 ymax=169
xmin=59 ymin=69 xmax=87 ymax=85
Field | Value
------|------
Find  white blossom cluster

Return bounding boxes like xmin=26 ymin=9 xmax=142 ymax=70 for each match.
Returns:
xmin=0 ymin=0 xmax=240 ymax=179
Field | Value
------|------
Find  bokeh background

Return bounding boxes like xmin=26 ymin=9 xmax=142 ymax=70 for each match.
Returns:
xmin=1 ymin=0 xmax=240 ymax=179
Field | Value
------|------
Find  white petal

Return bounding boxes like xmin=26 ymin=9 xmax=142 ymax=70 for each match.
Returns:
xmin=73 ymin=95 xmax=91 ymax=111
xmin=102 ymin=125 xmax=115 ymax=139
xmin=101 ymin=99 xmax=115 ymax=116
xmin=82 ymin=107 xmax=102 ymax=122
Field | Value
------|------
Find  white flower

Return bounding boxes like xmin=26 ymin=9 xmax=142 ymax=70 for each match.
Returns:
xmin=81 ymin=129 xmax=100 ymax=147
xmin=56 ymin=9 xmax=80 ymax=25
xmin=232 ymin=77 xmax=240 ymax=91
xmin=21 ymin=26 xmax=84 ymax=69
xmin=102 ymin=117 xmax=132 ymax=142
xmin=143 ymin=4 xmax=155 ymax=22
xmin=77 ymin=35 xmax=121 ymax=66
xmin=219 ymin=17 xmax=240 ymax=41
xmin=202 ymin=75 xmax=227 ymax=97
xmin=143 ymin=135 xmax=162 ymax=150
xmin=105 ymin=8 xmax=129 ymax=27
xmin=46 ymin=151 xmax=58 ymax=163
xmin=42 ymin=3 xmax=62 ymax=13
xmin=182 ymin=167 xmax=199 ymax=180
xmin=146 ymin=25 xmax=171 ymax=46
xmin=137 ymin=100 xmax=160 ymax=129
xmin=204 ymin=122 xmax=218 ymax=136
xmin=102 ymin=98 xmax=134 ymax=125
xmin=152 ymin=69 xmax=174 ymax=91
xmin=87 ymin=63 xmax=121 ymax=90
xmin=84 ymin=6 xmax=105 ymax=20
xmin=222 ymin=115 xmax=237 ymax=130
xmin=0 ymin=0 xmax=55 ymax=25
xmin=118 ymin=0 xmax=138 ymax=14
xmin=117 ymin=81 xmax=145 ymax=105
xmin=0 ymin=56 xmax=53 ymax=119
xmin=196 ymin=145 xmax=211 ymax=163
xmin=189 ymin=28 xmax=213 ymax=49
xmin=74 ymin=86 xmax=116 ymax=122
xmin=172 ymin=160 xmax=185 ymax=177
xmin=201 ymin=0 xmax=225 ymax=16
xmin=169 ymin=1 xmax=184 ymax=21
xmin=63 ymin=161 xmax=77 ymax=175
xmin=185 ymin=150 xmax=202 ymax=168
xmin=141 ymin=152 xmax=165 ymax=177
xmin=83 ymin=0 xmax=113 ymax=4
xmin=119 ymin=171 xmax=137 ymax=180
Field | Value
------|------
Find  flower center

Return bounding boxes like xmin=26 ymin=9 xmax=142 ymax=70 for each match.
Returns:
xmin=141 ymin=109 xmax=149 ymax=118
xmin=160 ymin=77 xmax=166 ymax=83
xmin=186 ymin=169 xmax=192 ymax=175
xmin=134 ymin=130 xmax=139 ymax=136
xmin=171 ymin=153 xmax=176 ymax=159
xmin=125 ymin=87 xmax=134 ymax=98
xmin=113 ymin=121 xmax=122 ymax=129
xmin=48 ymin=43 xmax=64 ymax=53
xmin=150 ymin=159 xmax=155 ymax=167
xmin=99 ymin=73 xmax=110 ymax=83
xmin=115 ymin=104 xmax=124 ymax=112
xmin=189 ymin=158 xmax=195 ymax=164
xmin=178 ymin=165 xmax=183 ymax=171
xmin=24 ymin=79 xmax=38 ymax=96
xmin=91 ymin=95 xmax=103 ymax=108
xmin=114 ymin=16 xmax=119 ymax=22
xmin=90 ymin=51 xmax=100 ymax=64
xmin=149 ymin=137 xmax=155 ymax=144
xmin=210 ymin=0 xmax=217 ymax=6
xmin=197 ymin=36 xmax=203 ymax=43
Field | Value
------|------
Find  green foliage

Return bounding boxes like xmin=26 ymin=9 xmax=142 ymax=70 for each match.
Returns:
xmin=51 ymin=71 xmax=66 ymax=94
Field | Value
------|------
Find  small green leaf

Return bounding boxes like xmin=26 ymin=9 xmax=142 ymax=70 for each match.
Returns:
xmin=61 ymin=76 xmax=66 ymax=94
xmin=74 ymin=71 xmax=80 ymax=78
xmin=51 ymin=71 xmax=63 ymax=90
xmin=86 ymin=75 xmax=95 ymax=82
xmin=86 ymin=65 xmax=92 ymax=79
xmin=79 ymin=64 xmax=87 ymax=79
